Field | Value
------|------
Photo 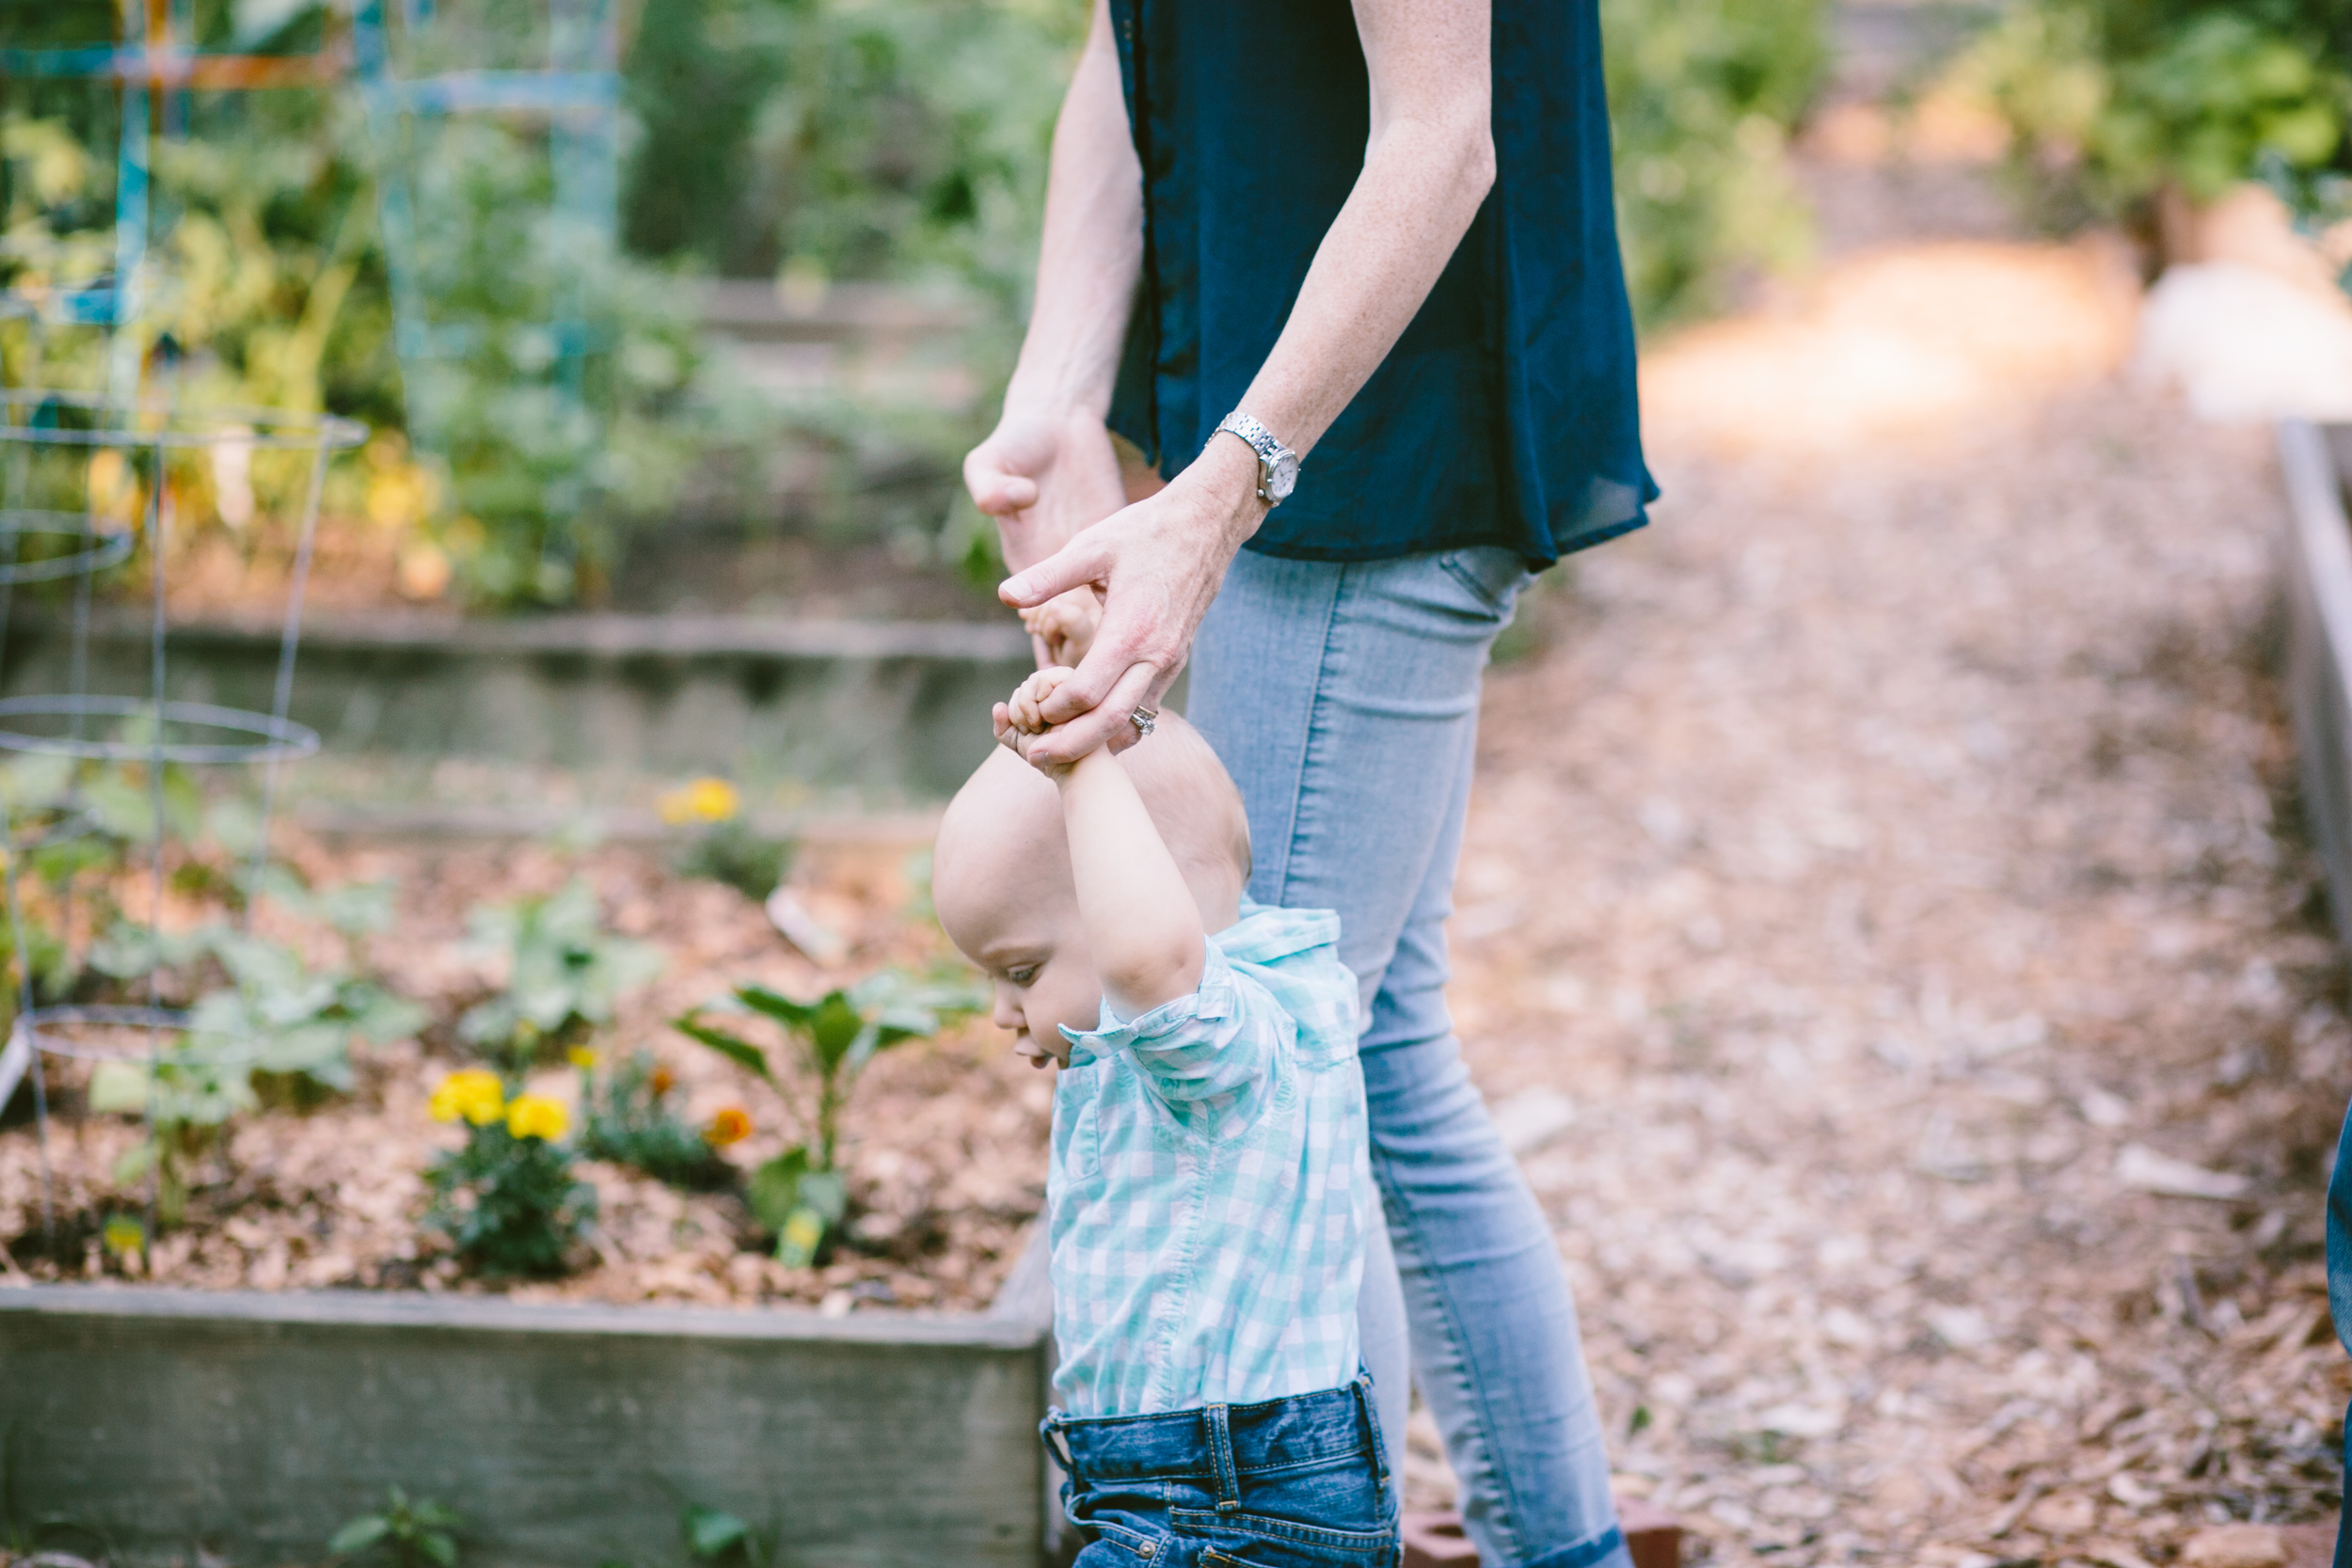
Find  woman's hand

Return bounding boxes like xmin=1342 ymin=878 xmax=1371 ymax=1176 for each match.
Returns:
xmin=995 ymin=435 xmax=1265 ymax=766
xmin=964 ymin=409 xmax=1130 ymax=575
xmin=1020 ymin=587 xmax=1104 ymax=667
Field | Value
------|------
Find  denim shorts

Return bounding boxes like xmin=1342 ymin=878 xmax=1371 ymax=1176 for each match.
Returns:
xmin=1043 ymin=1373 xmax=1400 ymax=1567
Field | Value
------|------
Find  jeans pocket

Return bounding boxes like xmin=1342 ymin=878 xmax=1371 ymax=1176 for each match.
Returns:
xmin=1435 ymin=546 xmax=1532 ymax=618
xmin=1169 ymin=1507 xmax=1394 ymax=1568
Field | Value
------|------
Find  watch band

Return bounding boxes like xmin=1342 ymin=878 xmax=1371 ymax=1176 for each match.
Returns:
xmin=1214 ymin=411 xmax=1298 ymax=506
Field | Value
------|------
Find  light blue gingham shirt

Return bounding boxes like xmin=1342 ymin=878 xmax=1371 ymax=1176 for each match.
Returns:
xmin=1047 ymin=902 xmax=1369 ymax=1417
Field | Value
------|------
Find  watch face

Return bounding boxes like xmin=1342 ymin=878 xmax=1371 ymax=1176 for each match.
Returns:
xmin=1268 ymin=451 xmax=1300 ymax=502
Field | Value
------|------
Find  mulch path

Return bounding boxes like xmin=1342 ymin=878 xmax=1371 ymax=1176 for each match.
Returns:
xmin=1419 ymin=227 xmax=2350 ymax=1564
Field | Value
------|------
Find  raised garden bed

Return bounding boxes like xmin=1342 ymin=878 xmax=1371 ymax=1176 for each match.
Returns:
xmin=0 ymin=827 xmax=1061 ymax=1562
xmin=0 ymin=610 xmax=1033 ymax=800
xmin=0 ymin=1274 xmax=1053 ymax=1567
xmin=2279 ymin=420 xmax=2352 ymax=941
xmin=0 ymin=834 xmax=1048 ymax=1309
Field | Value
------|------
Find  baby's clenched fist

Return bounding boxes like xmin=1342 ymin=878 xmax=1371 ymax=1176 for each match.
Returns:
xmin=993 ymin=667 xmax=1093 ymax=774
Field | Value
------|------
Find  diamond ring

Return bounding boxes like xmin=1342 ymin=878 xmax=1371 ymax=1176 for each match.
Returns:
xmin=1129 ymin=706 xmax=1158 ymax=737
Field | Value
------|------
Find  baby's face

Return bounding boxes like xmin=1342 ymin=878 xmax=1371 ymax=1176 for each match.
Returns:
xmin=935 ymin=850 xmax=1101 ymax=1070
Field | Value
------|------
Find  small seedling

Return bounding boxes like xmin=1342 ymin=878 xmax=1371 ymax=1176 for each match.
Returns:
xmin=660 ymin=776 xmax=793 ymax=902
xmin=88 ymin=1038 xmax=254 ymax=1228
xmin=329 ymin=1486 xmax=462 ymax=1567
xmin=460 ymin=879 xmax=662 ymax=1069
xmin=680 ymin=1501 xmax=770 ymax=1566
xmin=676 ymin=968 xmax=981 ymax=1265
xmin=579 ymin=1049 xmax=739 ymax=1190
xmin=83 ymin=916 xmax=425 ymax=1223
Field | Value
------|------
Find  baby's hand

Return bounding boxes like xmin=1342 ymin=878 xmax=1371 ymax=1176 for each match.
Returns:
xmin=1020 ymin=588 xmax=1103 ymax=668
xmin=993 ymin=667 xmax=1099 ymax=776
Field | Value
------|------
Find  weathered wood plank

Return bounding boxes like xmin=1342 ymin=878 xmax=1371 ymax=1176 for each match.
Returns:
xmin=2279 ymin=420 xmax=2352 ymax=942
xmin=0 ymin=610 xmax=1035 ymax=796
xmin=0 ymin=1285 xmax=1049 ymax=1567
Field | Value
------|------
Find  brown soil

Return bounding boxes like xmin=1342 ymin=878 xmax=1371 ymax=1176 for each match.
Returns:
xmin=0 ymin=835 xmax=1048 ymax=1314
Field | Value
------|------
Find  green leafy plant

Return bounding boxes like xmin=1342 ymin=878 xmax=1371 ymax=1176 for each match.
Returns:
xmin=422 ymin=1069 xmax=596 ymax=1277
xmin=0 ymin=78 xmax=747 ymax=612
xmin=622 ymin=0 xmax=1082 ymax=308
xmin=1963 ymin=0 xmax=2350 ymax=215
xmin=378 ymin=113 xmax=717 ymax=608
xmin=1602 ymin=0 xmax=1830 ymax=326
xmin=87 ymin=926 xmax=416 ymax=1228
xmin=460 ymin=879 xmax=663 ymax=1070
xmin=579 ymin=1049 xmax=741 ymax=1191
xmin=673 ymin=819 xmax=796 ymax=904
xmin=659 ymin=776 xmax=793 ymax=902
xmin=195 ymin=930 xmax=428 ymax=1101
xmin=88 ymin=1037 xmax=254 ymax=1229
xmin=675 ymin=968 xmax=981 ymax=1265
xmin=88 ymin=921 xmax=427 ymax=1095
xmin=680 ymin=1500 xmax=771 ymax=1566
xmin=329 ymin=1485 xmax=463 ymax=1567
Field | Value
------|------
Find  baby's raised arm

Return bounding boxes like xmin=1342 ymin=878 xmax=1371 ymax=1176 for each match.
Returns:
xmin=996 ymin=668 xmax=1206 ymax=1017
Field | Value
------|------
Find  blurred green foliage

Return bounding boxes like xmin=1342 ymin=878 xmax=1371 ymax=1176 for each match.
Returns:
xmin=0 ymin=0 xmax=1835 ymax=607
xmin=1601 ymin=0 xmax=1830 ymax=327
xmin=624 ymin=0 xmax=1081 ymax=315
xmin=0 ymin=6 xmax=738 ymax=610
xmin=381 ymin=114 xmax=718 ymax=606
xmin=626 ymin=0 xmax=1832 ymax=333
xmin=1963 ymin=0 xmax=2350 ymax=214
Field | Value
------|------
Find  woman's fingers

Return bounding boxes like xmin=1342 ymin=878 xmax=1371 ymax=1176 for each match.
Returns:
xmin=1033 ymin=626 xmax=1149 ymax=728
xmin=1000 ymin=533 xmax=1111 ymax=610
xmin=962 ymin=426 xmax=1051 ymax=517
xmin=1022 ymin=659 xmax=1161 ymax=766
xmin=964 ymin=446 xmax=1040 ymax=515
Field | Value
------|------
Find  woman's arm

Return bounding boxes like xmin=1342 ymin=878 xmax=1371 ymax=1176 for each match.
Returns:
xmin=1226 ymin=0 xmax=1495 ymax=456
xmin=997 ymin=0 xmax=1497 ymax=766
xmin=961 ymin=0 xmax=1143 ymax=575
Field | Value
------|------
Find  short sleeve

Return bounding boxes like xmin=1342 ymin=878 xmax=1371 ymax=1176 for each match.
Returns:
xmin=1059 ymin=943 xmax=1282 ymax=1136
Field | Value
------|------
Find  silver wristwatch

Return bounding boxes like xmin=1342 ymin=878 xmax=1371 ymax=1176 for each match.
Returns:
xmin=1214 ymin=411 xmax=1300 ymax=506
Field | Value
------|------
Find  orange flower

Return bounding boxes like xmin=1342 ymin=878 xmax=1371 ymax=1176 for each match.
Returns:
xmin=704 ymin=1105 xmax=753 ymax=1147
xmin=648 ymin=1064 xmax=676 ymax=1097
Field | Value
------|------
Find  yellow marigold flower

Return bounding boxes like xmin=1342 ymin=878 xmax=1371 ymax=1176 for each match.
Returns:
xmin=566 ymin=1045 xmax=599 ymax=1069
xmin=659 ymin=776 xmax=740 ymax=825
xmin=429 ymin=1069 xmax=505 ymax=1127
xmin=505 ymin=1093 xmax=569 ymax=1143
xmin=704 ymin=1106 xmax=752 ymax=1147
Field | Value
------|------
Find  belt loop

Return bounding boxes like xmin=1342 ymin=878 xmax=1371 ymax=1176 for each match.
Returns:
xmin=1206 ymin=1402 xmax=1241 ymax=1512
xmin=1041 ymin=1411 xmax=1077 ymax=1479
xmin=1352 ymin=1373 xmax=1391 ymax=1487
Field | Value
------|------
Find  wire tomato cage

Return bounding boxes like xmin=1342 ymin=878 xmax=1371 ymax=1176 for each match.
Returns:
xmin=0 ymin=390 xmax=363 ymax=1249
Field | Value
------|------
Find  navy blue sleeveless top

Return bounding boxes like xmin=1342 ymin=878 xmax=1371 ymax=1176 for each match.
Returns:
xmin=1104 ymin=0 xmax=1655 ymax=567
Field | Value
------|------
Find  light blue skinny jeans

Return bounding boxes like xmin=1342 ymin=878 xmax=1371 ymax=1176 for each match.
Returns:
xmin=1187 ymin=545 xmax=1628 ymax=1568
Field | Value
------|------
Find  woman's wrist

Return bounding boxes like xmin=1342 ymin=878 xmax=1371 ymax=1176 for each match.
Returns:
xmin=998 ymin=376 xmax=1113 ymax=430
xmin=1187 ymin=429 xmax=1273 ymax=547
